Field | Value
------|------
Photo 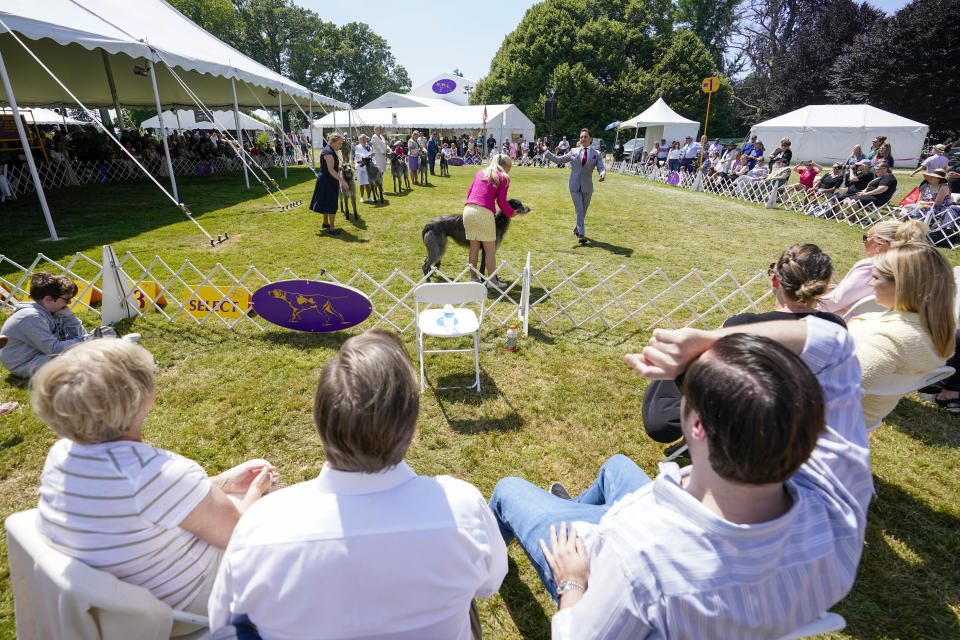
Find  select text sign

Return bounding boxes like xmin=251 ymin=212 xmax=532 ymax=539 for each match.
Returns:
xmin=181 ymin=285 xmax=251 ymax=319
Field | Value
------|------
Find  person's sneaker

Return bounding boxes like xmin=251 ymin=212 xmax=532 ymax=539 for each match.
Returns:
xmin=322 ymin=223 xmax=330 ymax=229
xmin=122 ymin=333 xmax=142 ymax=344
xmin=935 ymin=396 xmax=960 ymax=414
xmin=549 ymin=482 xmax=572 ymax=500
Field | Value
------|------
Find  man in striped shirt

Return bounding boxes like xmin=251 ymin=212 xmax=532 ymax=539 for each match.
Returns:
xmin=490 ymin=317 xmax=871 ymax=638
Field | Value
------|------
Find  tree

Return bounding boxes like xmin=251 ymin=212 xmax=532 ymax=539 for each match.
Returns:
xmin=473 ymin=0 xmax=736 ymax=140
xmin=168 ymin=0 xmax=243 ymax=48
xmin=828 ymin=0 xmax=960 ymax=138
xmin=675 ymin=0 xmax=739 ymax=73
xmin=329 ymin=23 xmax=412 ymax=108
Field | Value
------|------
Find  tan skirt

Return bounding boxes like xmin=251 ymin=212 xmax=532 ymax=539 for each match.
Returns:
xmin=462 ymin=203 xmax=496 ymax=242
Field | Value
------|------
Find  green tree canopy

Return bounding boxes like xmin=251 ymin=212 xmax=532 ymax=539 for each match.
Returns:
xmin=473 ymin=1 xmax=733 ymax=140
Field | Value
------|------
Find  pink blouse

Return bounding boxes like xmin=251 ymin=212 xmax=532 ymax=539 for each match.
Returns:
xmin=464 ymin=170 xmax=515 ymax=217
xmin=817 ymin=258 xmax=874 ymax=315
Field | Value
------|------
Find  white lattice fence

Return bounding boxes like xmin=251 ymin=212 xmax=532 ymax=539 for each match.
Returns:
xmin=1 ymin=251 xmax=777 ymax=334
xmin=1 ymin=155 xmax=283 ymax=200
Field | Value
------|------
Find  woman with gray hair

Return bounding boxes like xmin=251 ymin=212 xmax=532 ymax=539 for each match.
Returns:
xmin=31 ymin=339 xmax=276 ymax=631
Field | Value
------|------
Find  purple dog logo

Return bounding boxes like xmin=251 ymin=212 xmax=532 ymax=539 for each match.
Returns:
xmin=432 ymin=79 xmax=456 ymax=95
xmin=252 ymin=280 xmax=372 ymax=332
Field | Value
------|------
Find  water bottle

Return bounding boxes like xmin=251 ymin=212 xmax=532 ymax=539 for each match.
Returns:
xmin=505 ymin=325 xmax=518 ymax=352
xmin=442 ymin=304 xmax=455 ymax=329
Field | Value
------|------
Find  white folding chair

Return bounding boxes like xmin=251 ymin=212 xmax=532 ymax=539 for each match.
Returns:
xmin=776 ymin=611 xmax=847 ymax=640
xmin=415 ymin=282 xmax=486 ymax=392
xmin=862 ymin=365 xmax=956 ymax=430
xmin=843 ymin=295 xmax=886 ymax=322
xmin=5 ymin=509 xmax=209 ymax=640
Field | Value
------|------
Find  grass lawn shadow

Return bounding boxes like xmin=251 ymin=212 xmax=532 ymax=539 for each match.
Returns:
xmin=881 ymin=396 xmax=960 ymax=448
xmin=430 ymin=372 xmax=524 ymax=434
xmin=575 ymin=238 xmax=634 ymax=257
xmin=837 ymin=476 xmax=960 ymax=638
xmin=255 ymin=329 xmax=352 ymax=350
xmin=499 ymin=557 xmax=550 ymax=640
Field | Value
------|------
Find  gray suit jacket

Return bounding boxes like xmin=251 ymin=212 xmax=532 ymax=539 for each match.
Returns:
xmin=543 ymin=146 xmax=605 ymax=193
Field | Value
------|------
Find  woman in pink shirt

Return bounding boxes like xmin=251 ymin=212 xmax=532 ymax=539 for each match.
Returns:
xmin=463 ymin=154 xmax=515 ymax=288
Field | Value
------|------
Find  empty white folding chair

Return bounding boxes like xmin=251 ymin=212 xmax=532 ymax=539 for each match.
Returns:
xmin=862 ymin=365 xmax=955 ymax=430
xmin=4 ymin=509 xmax=209 ymax=640
xmin=776 ymin=611 xmax=847 ymax=640
xmin=843 ymin=295 xmax=886 ymax=322
xmin=415 ymin=282 xmax=486 ymax=392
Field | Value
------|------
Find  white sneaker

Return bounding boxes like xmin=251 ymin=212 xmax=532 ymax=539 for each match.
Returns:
xmin=122 ymin=333 xmax=142 ymax=343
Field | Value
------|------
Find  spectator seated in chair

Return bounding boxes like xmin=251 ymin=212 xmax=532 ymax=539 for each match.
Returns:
xmin=818 ymin=219 xmax=929 ymax=317
xmin=488 ymin=313 xmax=871 ymax=639
xmin=842 ymin=162 xmax=897 ymax=211
xmin=31 ymin=338 xmax=277 ymax=635
xmin=641 ymin=243 xmax=844 ymax=445
xmin=208 ymin=330 xmax=507 ymax=640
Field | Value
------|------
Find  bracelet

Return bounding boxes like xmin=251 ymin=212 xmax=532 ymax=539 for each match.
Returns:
xmin=556 ymin=580 xmax=586 ymax=596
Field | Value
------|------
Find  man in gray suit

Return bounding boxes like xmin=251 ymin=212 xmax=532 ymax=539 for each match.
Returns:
xmin=541 ymin=128 xmax=605 ymax=243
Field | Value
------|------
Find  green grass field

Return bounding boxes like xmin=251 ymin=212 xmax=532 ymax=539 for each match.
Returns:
xmin=0 ymin=163 xmax=957 ymax=639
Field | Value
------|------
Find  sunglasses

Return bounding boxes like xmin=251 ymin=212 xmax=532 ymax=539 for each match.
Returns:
xmin=58 ymin=296 xmax=74 ymax=303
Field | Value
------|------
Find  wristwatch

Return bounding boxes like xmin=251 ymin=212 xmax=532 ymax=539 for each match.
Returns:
xmin=556 ymin=580 xmax=586 ymax=596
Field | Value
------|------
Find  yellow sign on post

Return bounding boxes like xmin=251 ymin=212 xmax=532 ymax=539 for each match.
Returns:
xmin=181 ymin=285 xmax=251 ymax=320
xmin=701 ymin=77 xmax=720 ymax=93
xmin=698 ymin=77 xmax=721 ymax=169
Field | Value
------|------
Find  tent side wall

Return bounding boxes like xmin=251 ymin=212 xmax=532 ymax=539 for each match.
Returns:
xmin=749 ymin=124 xmax=929 ymax=166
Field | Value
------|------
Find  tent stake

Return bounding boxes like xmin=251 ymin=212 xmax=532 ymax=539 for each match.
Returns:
xmin=0 ymin=49 xmax=59 ymax=240
xmin=231 ymin=78 xmax=250 ymax=189
xmin=148 ymin=57 xmax=179 ymax=202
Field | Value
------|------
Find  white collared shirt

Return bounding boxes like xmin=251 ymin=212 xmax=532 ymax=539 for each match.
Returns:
xmin=553 ymin=317 xmax=872 ymax=639
xmin=208 ymin=461 xmax=507 ymax=640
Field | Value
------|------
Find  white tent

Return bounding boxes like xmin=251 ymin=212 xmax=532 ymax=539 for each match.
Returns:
xmin=141 ymin=109 xmax=270 ymax=132
xmin=314 ymin=103 xmax=535 ymax=146
xmin=0 ymin=107 xmax=84 ymax=125
xmin=749 ymin=105 xmax=928 ymax=167
xmin=0 ymin=1 xmax=347 ymax=110
xmin=618 ymin=98 xmax=700 ymax=152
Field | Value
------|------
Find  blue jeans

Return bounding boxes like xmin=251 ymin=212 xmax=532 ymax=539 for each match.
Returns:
xmin=488 ymin=454 xmax=652 ymax=602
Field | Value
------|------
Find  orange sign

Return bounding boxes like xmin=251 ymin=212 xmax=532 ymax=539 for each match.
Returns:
xmin=701 ymin=77 xmax=720 ymax=93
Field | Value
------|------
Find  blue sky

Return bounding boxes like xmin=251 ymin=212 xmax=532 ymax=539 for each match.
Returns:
xmin=296 ymin=0 xmax=911 ymax=88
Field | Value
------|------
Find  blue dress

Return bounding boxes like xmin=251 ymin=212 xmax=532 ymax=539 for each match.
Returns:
xmin=309 ymin=145 xmax=340 ymax=214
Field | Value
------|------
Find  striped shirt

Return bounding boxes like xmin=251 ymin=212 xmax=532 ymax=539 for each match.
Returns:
xmin=38 ymin=439 xmax=216 ymax=609
xmin=554 ymin=317 xmax=873 ymax=639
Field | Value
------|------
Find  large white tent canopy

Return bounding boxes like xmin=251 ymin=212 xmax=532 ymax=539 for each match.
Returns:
xmin=142 ymin=109 xmax=271 ymax=132
xmin=749 ymin=105 xmax=928 ymax=166
xmin=618 ymin=98 xmax=700 ymax=152
xmin=0 ymin=0 xmax=348 ymax=110
xmin=314 ymin=103 xmax=535 ymax=145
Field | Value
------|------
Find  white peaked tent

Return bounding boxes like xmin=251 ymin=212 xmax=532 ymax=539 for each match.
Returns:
xmin=749 ymin=105 xmax=928 ymax=166
xmin=0 ymin=0 xmax=350 ymax=241
xmin=618 ymin=98 xmax=700 ymax=152
xmin=314 ymin=103 xmax=535 ymax=146
xmin=0 ymin=1 xmax=348 ymax=110
xmin=141 ymin=109 xmax=271 ymax=132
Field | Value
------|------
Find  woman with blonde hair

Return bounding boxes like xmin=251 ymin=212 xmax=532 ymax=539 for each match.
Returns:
xmin=31 ymin=339 xmax=276 ymax=630
xmin=462 ymin=153 xmax=516 ymax=288
xmin=818 ymin=219 xmax=928 ymax=315
xmin=849 ymin=242 xmax=956 ymax=425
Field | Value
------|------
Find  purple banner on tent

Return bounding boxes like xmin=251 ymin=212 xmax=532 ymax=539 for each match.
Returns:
xmin=252 ymin=280 xmax=372 ymax=332
xmin=667 ymin=171 xmax=680 ymax=185
xmin=432 ymin=79 xmax=457 ymax=95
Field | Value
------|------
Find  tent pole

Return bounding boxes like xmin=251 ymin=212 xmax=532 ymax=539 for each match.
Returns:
xmin=278 ymin=93 xmax=287 ymax=179
xmin=148 ymin=58 xmax=179 ymax=202
xmin=309 ymin=95 xmax=315 ymax=170
xmin=231 ymin=78 xmax=250 ymax=189
xmin=101 ymin=51 xmax=123 ymax=133
xmin=0 ymin=49 xmax=58 ymax=240
xmin=175 ymin=110 xmax=182 ymax=131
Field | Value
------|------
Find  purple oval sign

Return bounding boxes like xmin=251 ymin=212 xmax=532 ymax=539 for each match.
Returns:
xmin=252 ymin=280 xmax=372 ymax=332
xmin=667 ymin=171 xmax=680 ymax=186
xmin=432 ymin=79 xmax=457 ymax=95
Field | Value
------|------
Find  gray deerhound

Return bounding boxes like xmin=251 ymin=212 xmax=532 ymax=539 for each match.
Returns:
xmin=417 ymin=148 xmax=429 ymax=184
xmin=421 ymin=198 xmax=531 ymax=278
xmin=339 ymin=164 xmax=357 ymax=219
xmin=360 ymin=156 xmax=384 ymax=203
xmin=388 ymin=151 xmax=409 ymax=193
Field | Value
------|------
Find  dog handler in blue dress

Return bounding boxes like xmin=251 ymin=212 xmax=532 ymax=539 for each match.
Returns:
xmin=309 ymin=132 xmax=349 ymax=235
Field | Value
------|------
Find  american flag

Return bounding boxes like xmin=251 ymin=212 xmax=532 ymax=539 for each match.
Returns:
xmin=482 ymin=106 xmax=487 ymax=128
